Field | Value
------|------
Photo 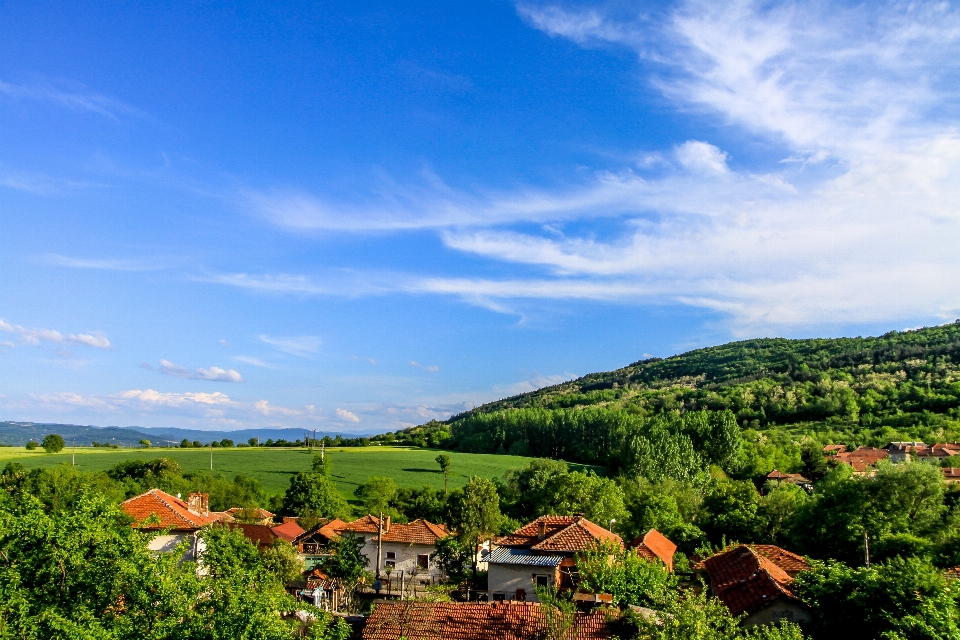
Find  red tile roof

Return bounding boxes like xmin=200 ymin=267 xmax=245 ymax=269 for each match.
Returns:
xmin=699 ymin=545 xmax=808 ymax=616
xmin=229 ymin=523 xmax=282 ymax=547
xmin=224 ymin=507 xmax=275 ymax=522
xmin=836 ymin=447 xmax=889 ymax=471
xmin=362 ymin=601 xmax=612 ymax=640
xmin=121 ymin=489 xmax=226 ymax=530
xmin=496 ymin=516 xmax=622 ymax=554
xmin=628 ymin=529 xmax=677 ymax=571
xmin=343 ymin=516 xmax=449 ymax=545
xmin=271 ymin=519 xmax=306 ymax=542
xmin=823 ymin=444 xmax=846 ymax=454
xmin=751 ymin=545 xmax=811 ymax=577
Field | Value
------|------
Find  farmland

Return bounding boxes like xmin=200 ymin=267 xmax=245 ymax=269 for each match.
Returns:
xmin=0 ymin=446 xmax=596 ymax=496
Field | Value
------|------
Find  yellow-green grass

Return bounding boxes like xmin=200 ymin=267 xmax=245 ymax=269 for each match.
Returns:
xmin=0 ymin=446 xmax=598 ymax=497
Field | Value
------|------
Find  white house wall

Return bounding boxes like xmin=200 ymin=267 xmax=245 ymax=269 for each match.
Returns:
xmin=488 ymin=564 xmax=555 ymax=602
xmin=355 ymin=536 xmax=443 ymax=579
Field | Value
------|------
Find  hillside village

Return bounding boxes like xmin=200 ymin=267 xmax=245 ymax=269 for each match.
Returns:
xmin=78 ymin=433 xmax=960 ymax=639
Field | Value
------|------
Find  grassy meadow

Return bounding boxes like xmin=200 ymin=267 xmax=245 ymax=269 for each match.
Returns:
xmin=0 ymin=445 xmax=596 ymax=497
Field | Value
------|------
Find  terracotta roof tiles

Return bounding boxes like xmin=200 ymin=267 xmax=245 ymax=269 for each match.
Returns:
xmin=496 ymin=516 xmax=621 ymax=554
xmin=271 ymin=519 xmax=306 ymax=542
xmin=628 ymin=529 xmax=677 ymax=571
xmin=699 ymin=545 xmax=809 ymax=616
xmin=343 ymin=516 xmax=449 ymax=545
xmin=121 ymin=489 xmax=224 ymax=531
xmin=362 ymin=601 xmax=612 ymax=640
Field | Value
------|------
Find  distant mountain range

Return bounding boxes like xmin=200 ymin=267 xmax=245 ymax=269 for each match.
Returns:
xmin=0 ymin=422 xmax=369 ymax=447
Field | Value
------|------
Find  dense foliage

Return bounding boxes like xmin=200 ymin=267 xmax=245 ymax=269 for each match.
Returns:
xmin=446 ymin=322 xmax=960 ymax=450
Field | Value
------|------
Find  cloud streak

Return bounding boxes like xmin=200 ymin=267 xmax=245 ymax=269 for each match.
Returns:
xmin=0 ymin=319 xmax=111 ymax=349
xmin=259 ymin=334 xmax=322 ymax=357
xmin=158 ymin=359 xmax=244 ymax=383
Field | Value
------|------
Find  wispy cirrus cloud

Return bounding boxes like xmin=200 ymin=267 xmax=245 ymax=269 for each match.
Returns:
xmin=36 ymin=253 xmax=162 ymax=271
xmin=0 ymin=319 xmax=111 ymax=349
xmin=409 ymin=360 xmax=440 ymax=373
xmin=153 ymin=359 xmax=244 ymax=383
xmin=233 ymin=355 xmax=274 ymax=368
xmin=259 ymin=334 xmax=321 ymax=357
xmin=0 ymin=78 xmax=142 ymax=119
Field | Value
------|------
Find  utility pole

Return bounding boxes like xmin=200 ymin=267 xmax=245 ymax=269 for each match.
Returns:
xmin=210 ymin=444 xmax=213 ymax=471
xmin=864 ymin=531 xmax=871 ymax=568
xmin=321 ymin=440 xmax=325 ymax=461
xmin=377 ymin=511 xmax=384 ymax=580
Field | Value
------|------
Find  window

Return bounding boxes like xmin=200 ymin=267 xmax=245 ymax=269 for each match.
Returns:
xmin=385 ymin=560 xmax=395 ymax=569
xmin=386 ymin=551 xmax=396 ymax=560
xmin=515 ymin=588 xmax=526 ymax=601
xmin=416 ymin=554 xmax=429 ymax=569
xmin=535 ymin=575 xmax=549 ymax=588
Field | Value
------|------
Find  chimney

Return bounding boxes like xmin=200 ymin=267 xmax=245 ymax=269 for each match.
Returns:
xmin=384 ymin=515 xmax=391 ymax=533
xmin=187 ymin=492 xmax=209 ymax=515
xmin=537 ymin=520 xmax=546 ymax=540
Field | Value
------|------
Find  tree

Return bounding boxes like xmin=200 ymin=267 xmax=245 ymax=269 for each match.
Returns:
xmin=261 ymin=539 xmax=305 ymax=584
xmin=323 ymin=532 xmax=370 ymax=612
xmin=41 ymin=433 xmax=65 ymax=453
xmin=434 ymin=536 xmax=472 ymax=582
xmin=446 ymin=476 xmax=502 ymax=547
xmin=576 ymin=541 xmax=677 ymax=608
xmin=800 ymin=442 xmax=829 ymax=482
xmin=282 ymin=469 xmax=350 ymax=520
xmin=220 ymin=439 xmax=234 ymax=448
xmin=794 ymin=556 xmax=960 ymax=639
xmin=699 ymin=479 xmax=763 ymax=545
xmin=139 ymin=439 xmax=151 ymax=448
xmin=758 ymin=484 xmax=807 ymax=545
xmin=248 ymin=437 xmax=259 ymax=447
xmin=435 ymin=453 xmax=452 ymax=493
xmin=180 ymin=438 xmax=191 ymax=448
xmin=391 ymin=486 xmax=447 ymax=522
xmin=354 ymin=476 xmax=397 ymax=515
xmin=540 ymin=471 xmax=627 ymax=527
xmin=25 ymin=441 xmax=38 ymax=450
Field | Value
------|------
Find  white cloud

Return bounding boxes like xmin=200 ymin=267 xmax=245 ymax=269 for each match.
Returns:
xmin=234 ymin=355 xmax=273 ymax=368
xmin=409 ymin=360 xmax=440 ymax=373
xmin=118 ymin=389 xmax=235 ymax=407
xmin=336 ymin=408 xmax=361 ymax=422
xmin=494 ymin=373 xmax=576 ymax=396
xmin=674 ymin=140 xmax=729 ymax=174
xmin=0 ymin=319 xmax=111 ymax=349
xmin=158 ymin=359 xmax=244 ymax=383
xmin=255 ymin=399 xmax=301 ymax=417
xmin=36 ymin=253 xmax=160 ymax=271
xmin=259 ymin=334 xmax=321 ymax=357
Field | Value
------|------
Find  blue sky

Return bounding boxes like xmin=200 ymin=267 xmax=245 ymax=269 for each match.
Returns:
xmin=2 ymin=1 xmax=960 ymax=433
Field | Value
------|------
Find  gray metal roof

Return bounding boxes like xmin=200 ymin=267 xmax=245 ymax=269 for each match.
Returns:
xmin=487 ymin=547 xmax=563 ymax=567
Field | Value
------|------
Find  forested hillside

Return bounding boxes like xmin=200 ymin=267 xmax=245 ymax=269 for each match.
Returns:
xmin=340 ymin=320 xmax=960 ymax=485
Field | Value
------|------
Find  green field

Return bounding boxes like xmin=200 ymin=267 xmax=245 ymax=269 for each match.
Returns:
xmin=0 ymin=446 xmax=595 ymax=497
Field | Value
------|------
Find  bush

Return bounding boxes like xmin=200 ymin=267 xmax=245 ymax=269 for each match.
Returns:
xmin=25 ymin=441 xmax=38 ymax=450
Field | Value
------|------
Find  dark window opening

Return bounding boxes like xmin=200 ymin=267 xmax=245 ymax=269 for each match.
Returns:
xmin=417 ymin=554 xmax=429 ymax=569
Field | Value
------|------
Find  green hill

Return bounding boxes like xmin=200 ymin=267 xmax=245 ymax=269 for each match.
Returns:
xmin=420 ymin=321 xmax=960 ymax=474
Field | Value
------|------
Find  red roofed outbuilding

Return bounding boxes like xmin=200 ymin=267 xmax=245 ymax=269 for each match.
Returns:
xmin=628 ymin=529 xmax=677 ymax=571
xmin=695 ymin=545 xmax=811 ymax=626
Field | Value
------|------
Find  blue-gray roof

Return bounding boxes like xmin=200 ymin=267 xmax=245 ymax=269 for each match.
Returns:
xmin=487 ymin=547 xmax=563 ymax=567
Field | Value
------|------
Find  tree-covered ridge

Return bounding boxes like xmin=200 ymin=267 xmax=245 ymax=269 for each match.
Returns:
xmin=445 ymin=321 xmax=960 ymax=443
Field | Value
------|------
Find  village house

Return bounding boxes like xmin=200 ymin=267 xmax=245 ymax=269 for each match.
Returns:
xmin=488 ymin=515 xmax=621 ymax=603
xmin=121 ymin=489 xmax=232 ymax=559
xmin=294 ymin=518 xmax=350 ymax=569
xmin=765 ymin=469 xmax=811 ymax=489
xmin=287 ymin=566 xmax=343 ymax=611
xmin=341 ymin=515 xmax=449 ymax=581
xmin=822 ymin=444 xmax=846 ymax=455
xmin=362 ymin=601 xmax=613 ymax=640
xmin=628 ymin=528 xmax=678 ymax=572
xmin=836 ymin=446 xmax=889 ymax=472
xmin=694 ymin=545 xmax=811 ymax=626
xmin=227 ymin=519 xmax=305 ymax=550
xmin=943 ymin=468 xmax=960 ymax=484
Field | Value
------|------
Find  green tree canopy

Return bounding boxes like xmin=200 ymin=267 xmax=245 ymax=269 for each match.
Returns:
xmin=446 ymin=475 xmax=502 ymax=546
xmin=41 ymin=433 xmax=65 ymax=453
